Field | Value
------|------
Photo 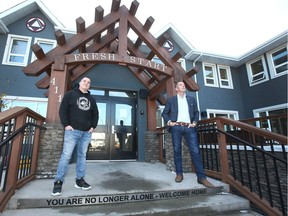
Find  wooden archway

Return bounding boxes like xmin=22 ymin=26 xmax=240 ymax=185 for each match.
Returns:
xmin=23 ymin=0 xmax=200 ymax=129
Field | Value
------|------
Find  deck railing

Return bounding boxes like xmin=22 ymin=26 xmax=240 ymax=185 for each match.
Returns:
xmin=197 ymin=117 xmax=287 ymax=216
xmin=0 ymin=107 xmax=45 ymax=212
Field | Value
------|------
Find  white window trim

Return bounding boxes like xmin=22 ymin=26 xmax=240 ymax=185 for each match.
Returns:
xmin=2 ymin=95 xmax=48 ymax=117
xmin=31 ymin=38 xmax=57 ymax=62
xmin=253 ymin=103 xmax=288 ymax=117
xmin=246 ymin=55 xmax=269 ymax=86
xmin=206 ymin=109 xmax=239 ymax=120
xmin=266 ymin=44 xmax=288 ymax=79
xmin=253 ymin=103 xmax=287 ymax=131
xmin=2 ymin=34 xmax=32 ymax=66
xmin=217 ymin=65 xmax=234 ymax=89
xmin=178 ymin=58 xmax=186 ymax=70
xmin=203 ymin=63 xmax=219 ymax=87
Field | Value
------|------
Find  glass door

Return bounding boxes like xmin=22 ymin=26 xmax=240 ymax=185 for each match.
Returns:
xmin=110 ymin=98 xmax=137 ymax=160
xmin=86 ymin=90 xmax=137 ymax=160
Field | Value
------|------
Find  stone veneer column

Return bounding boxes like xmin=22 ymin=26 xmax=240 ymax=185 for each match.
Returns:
xmin=36 ymin=123 xmax=64 ymax=179
xmin=164 ymin=133 xmax=193 ymax=173
xmin=144 ymin=131 xmax=193 ymax=173
xmin=144 ymin=131 xmax=159 ymax=162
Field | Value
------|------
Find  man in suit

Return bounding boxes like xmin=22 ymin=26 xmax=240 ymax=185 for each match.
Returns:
xmin=162 ymin=81 xmax=214 ymax=187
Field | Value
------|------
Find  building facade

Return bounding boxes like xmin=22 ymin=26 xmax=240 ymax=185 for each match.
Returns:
xmin=0 ymin=0 xmax=287 ymax=162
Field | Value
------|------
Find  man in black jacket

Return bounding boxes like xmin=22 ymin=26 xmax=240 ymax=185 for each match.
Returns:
xmin=162 ymin=81 xmax=214 ymax=188
xmin=52 ymin=77 xmax=99 ymax=196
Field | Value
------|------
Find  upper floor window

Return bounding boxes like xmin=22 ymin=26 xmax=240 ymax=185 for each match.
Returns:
xmin=2 ymin=34 xmax=32 ymax=66
xmin=217 ymin=65 xmax=233 ymax=89
xmin=267 ymin=44 xmax=288 ymax=79
xmin=246 ymin=56 xmax=269 ymax=86
xmin=203 ymin=63 xmax=218 ymax=87
xmin=203 ymin=63 xmax=233 ymax=89
xmin=31 ymin=38 xmax=56 ymax=62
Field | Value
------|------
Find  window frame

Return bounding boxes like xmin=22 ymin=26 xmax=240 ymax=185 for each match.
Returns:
xmin=2 ymin=95 xmax=48 ymax=117
xmin=217 ymin=65 xmax=234 ymax=89
xmin=253 ymin=103 xmax=287 ymax=134
xmin=31 ymin=38 xmax=57 ymax=62
xmin=246 ymin=55 xmax=269 ymax=86
xmin=266 ymin=44 xmax=288 ymax=79
xmin=203 ymin=63 xmax=219 ymax=87
xmin=2 ymin=34 xmax=32 ymax=66
xmin=206 ymin=109 xmax=239 ymax=120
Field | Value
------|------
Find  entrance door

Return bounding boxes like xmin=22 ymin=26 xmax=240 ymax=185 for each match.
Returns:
xmin=86 ymin=90 xmax=137 ymax=160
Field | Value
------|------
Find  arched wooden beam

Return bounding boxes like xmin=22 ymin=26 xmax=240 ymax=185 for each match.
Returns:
xmin=60 ymin=53 xmax=173 ymax=77
xmin=23 ymin=9 xmax=121 ymax=76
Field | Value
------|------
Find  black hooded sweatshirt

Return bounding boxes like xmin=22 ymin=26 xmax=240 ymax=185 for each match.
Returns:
xmin=59 ymin=88 xmax=99 ymax=131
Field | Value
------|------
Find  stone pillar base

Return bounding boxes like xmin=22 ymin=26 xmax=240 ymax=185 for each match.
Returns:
xmin=36 ymin=123 xmax=64 ymax=179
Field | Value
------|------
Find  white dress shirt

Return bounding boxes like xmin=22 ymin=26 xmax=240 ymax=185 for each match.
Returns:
xmin=176 ymin=94 xmax=190 ymax=123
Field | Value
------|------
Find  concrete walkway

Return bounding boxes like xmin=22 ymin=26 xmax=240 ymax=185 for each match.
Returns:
xmin=2 ymin=161 xmax=262 ymax=215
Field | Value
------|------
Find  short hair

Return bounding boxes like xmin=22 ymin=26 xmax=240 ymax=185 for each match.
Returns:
xmin=80 ymin=76 xmax=91 ymax=82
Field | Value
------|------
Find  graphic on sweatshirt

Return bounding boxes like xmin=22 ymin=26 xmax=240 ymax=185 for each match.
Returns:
xmin=77 ymin=97 xmax=91 ymax=111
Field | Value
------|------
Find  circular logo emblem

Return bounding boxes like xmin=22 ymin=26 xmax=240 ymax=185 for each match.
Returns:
xmin=26 ymin=17 xmax=46 ymax=32
xmin=164 ymin=40 xmax=174 ymax=52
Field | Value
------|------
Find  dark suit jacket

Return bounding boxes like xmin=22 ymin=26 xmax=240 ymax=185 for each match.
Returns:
xmin=161 ymin=94 xmax=199 ymax=130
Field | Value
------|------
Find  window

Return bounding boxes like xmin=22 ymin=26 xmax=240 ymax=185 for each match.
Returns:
xmin=267 ymin=44 xmax=288 ymax=79
xmin=246 ymin=56 xmax=269 ymax=86
xmin=1 ymin=96 xmax=48 ymax=117
xmin=207 ymin=109 xmax=239 ymax=131
xmin=153 ymin=57 xmax=186 ymax=69
xmin=203 ymin=63 xmax=218 ymax=87
xmin=203 ymin=63 xmax=233 ymax=89
xmin=2 ymin=34 xmax=32 ymax=66
xmin=207 ymin=109 xmax=239 ymax=120
xmin=31 ymin=38 xmax=56 ymax=62
xmin=253 ymin=103 xmax=287 ymax=136
xmin=156 ymin=105 xmax=165 ymax=128
xmin=217 ymin=65 xmax=233 ymax=89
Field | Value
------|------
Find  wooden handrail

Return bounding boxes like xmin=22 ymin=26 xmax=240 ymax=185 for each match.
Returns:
xmin=0 ymin=107 xmax=45 ymax=212
xmin=198 ymin=117 xmax=287 ymax=216
xmin=200 ymin=117 xmax=287 ymax=143
xmin=158 ymin=116 xmax=287 ymax=215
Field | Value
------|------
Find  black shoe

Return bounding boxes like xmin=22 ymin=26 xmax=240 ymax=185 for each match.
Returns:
xmin=74 ymin=177 xmax=91 ymax=190
xmin=52 ymin=180 xmax=63 ymax=196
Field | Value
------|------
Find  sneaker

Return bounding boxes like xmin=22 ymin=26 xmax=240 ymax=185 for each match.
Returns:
xmin=52 ymin=180 xmax=63 ymax=196
xmin=74 ymin=177 xmax=91 ymax=190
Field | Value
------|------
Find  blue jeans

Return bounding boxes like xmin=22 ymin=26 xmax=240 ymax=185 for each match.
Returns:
xmin=171 ymin=125 xmax=206 ymax=180
xmin=55 ymin=129 xmax=92 ymax=182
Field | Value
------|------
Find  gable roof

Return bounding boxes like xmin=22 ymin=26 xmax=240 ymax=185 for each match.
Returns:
xmin=0 ymin=0 xmax=64 ymax=33
xmin=155 ymin=23 xmax=196 ymax=55
xmin=185 ymin=30 xmax=288 ymax=67
xmin=22 ymin=0 xmax=201 ymax=101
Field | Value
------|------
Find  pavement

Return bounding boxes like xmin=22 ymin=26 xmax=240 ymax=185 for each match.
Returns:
xmin=1 ymin=161 xmax=262 ymax=216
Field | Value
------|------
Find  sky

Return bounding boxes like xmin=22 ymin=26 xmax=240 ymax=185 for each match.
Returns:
xmin=1 ymin=0 xmax=288 ymax=57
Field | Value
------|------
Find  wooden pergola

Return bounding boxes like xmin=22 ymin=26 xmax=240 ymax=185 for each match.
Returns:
xmin=22 ymin=0 xmax=199 ymax=130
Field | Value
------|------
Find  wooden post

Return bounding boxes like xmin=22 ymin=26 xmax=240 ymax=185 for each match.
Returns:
xmin=46 ymin=64 xmax=69 ymax=123
xmin=147 ymin=98 xmax=157 ymax=130
xmin=216 ymin=119 xmax=230 ymax=183
xmin=166 ymin=77 xmax=176 ymax=97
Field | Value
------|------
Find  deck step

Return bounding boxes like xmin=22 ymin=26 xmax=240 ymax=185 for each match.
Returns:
xmin=2 ymin=162 xmax=259 ymax=215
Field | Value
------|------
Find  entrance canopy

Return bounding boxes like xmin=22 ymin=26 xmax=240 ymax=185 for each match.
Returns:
xmin=23 ymin=0 xmax=199 ymax=103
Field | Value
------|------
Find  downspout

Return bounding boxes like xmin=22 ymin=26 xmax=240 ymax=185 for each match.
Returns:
xmin=192 ymin=52 xmax=203 ymax=119
xmin=192 ymin=52 xmax=202 ymax=67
